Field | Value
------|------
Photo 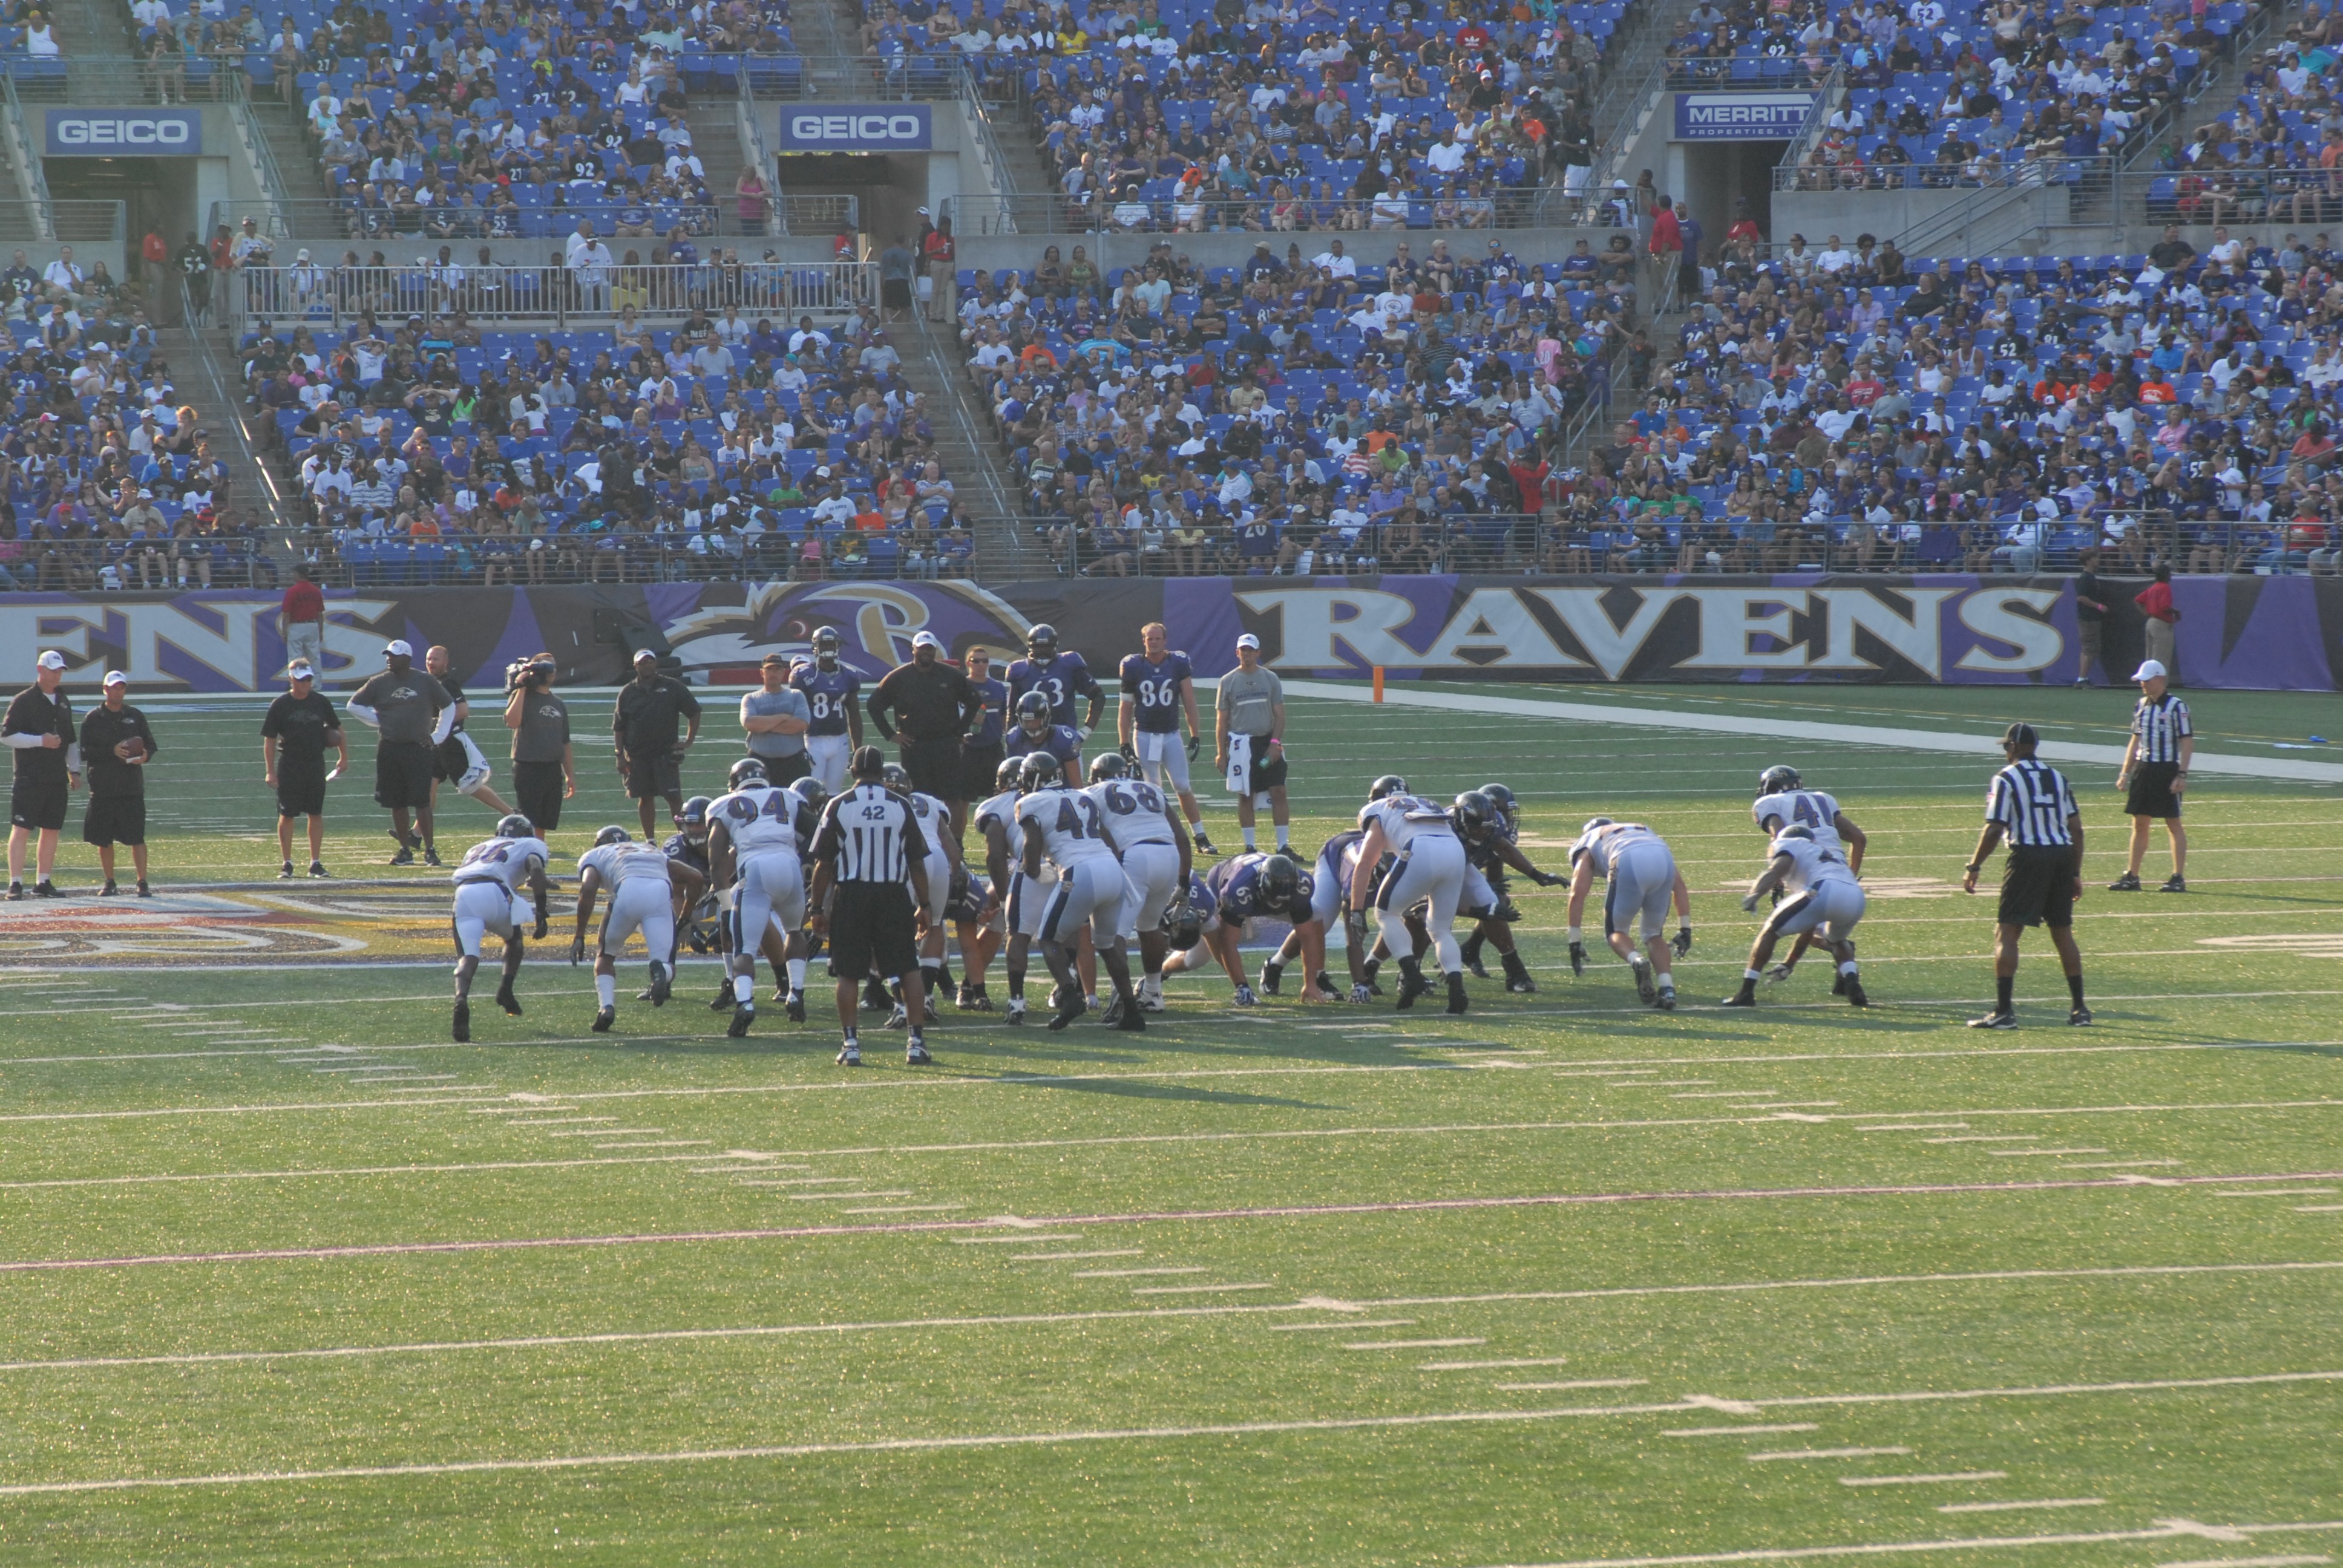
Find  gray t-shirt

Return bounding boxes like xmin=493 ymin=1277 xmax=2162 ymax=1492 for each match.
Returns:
xmin=880 ymin=244 xmax=915 ymax=283
xmin=740 ymin=686 xmax=810 ymax=759
xmin=1216 ymin=665 xmax=1283 ymax=738
xmin=350 ymin=668 xmax=451 ymax=746
xmin=511 ymin=689 xmax=571 ymax=763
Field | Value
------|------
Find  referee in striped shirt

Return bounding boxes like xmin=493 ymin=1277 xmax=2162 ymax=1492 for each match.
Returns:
xmin=2111 ymin=659 xmax=2191 ymax=895
xmin=807 ymin=745 xmax=936 ymax=1067
xmin=1962 ymin=723 xmax=2089 ymax=1029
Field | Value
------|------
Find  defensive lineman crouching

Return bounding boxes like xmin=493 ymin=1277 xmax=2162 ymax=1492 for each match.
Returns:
xmin=707 ymin=757 xmax=812 ymax=1039
xmin=1159 ymin=852 xmax=1323 ymax=1007
xmin=1564 ymin=818 xmax=1693 ymax=1010
xmin=448 ymin=814 xmax=551 ymax=1042
xmin=572 ymin=826 xmax=707 ymax=1033
xmin=1721 ymin=825 xmax=1869 ymax=1009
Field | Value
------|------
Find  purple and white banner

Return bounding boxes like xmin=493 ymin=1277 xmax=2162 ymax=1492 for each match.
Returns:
xmin=0 ymin=575 xmax=2328 ymax=691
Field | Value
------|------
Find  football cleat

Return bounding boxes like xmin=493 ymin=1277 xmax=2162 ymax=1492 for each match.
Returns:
xmin=2108 ymin=872 xmax=2142 ymax=891
xmin=2158 ymin=876 xmax=2186 ymax=893
xmin=862 ymin=978 xmax=893 ymax=1013
xmin=495 ymin=984 xmax=523 ymax=1016
xmin=727 ymin=1002 xmax=755 ymax=1039
xmin=1967 ymin=1010 xmax=2017 ymax=1030
xmin=1192 ymin=832 xmax=1218 ymax=856
xmin=1115 ymin=1003 xmax=1146 ymax=1032
xmin=647 ymin=964 xmax=671 ymax=1006
xmin=1099 ymin=993 xmax=1126 ymax=1027
xmin=1506 ymin=975 xmax=1537 ymax=994
xmin=837 ymin=1040 xmax=861 ymax=1066
xmin=710 ymin=984 xmax=735 ymax=1012
xmin=1139 ymin=976 xmax=1167 ymax=1012
xmin=2068 ymin=1005 xmax=2094 ymax=1025
xmin=886 ymin=1002 xmax=909 ymax=1030
xmin=308 ymin=861 xmax=329 ymax=878
xmin=591 ymin=1005 xmax=616 ymax=1033
xmin=906 ymin=1037 xmax=933 ymax=1063
xmin=278 ymin=861 xmax=295 ymax=880
xmin=422 ymin=846 xmax=443 ymax=869
xmin=100 ymin=880 xmax=119 ymax=897
xmin=1006 ymin=997 xmax=1028 ymax=1025
xmin=1444 ymin=973 xmax=1469 ymax=1015
xmin=451 ymin=1000 xmax=470 ymax=1042
xmin=1460 ymin=933 xmax=1489 ymax=978
xmin=785 ymin=989 xmax=807 ymax=1024
xmin=1312 ymin=970 xmax=1340 ymax=999
xmin=136 ymin=880 xmax=151 ymax=899
xmin=1232 ymin=984 xmax=1258 ymax=1008
xmin=1720 ymin=992 xmax=1757 ymax=1008
xmin=1656 ymin=985 xmax=1677 ymax=1011
xmin=1831 ymin=970 xmax=1848 ymax=996
xmin=1845 ymin=978 xmax=1870 ymax=1008
xmin=1395 ymin=965 xmax=1430 ymax=1011
xmin=1046 ymin=993 xmax=1087 ymax=1031
xmin=1631 ymin=960 xmax=1657 ymax=1007
xmin=388 ymin=846 xmax=415 ymax=867
xmin=1259 ymin=959 xmax=1283 ymax=996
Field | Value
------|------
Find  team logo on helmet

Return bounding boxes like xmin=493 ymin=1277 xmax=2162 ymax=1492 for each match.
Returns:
xmin=592 ymin=825 xmax=632 ymax=846
xmin=1758 ymin=765 xmax=1801 ymax=797
xmin=1368 ymin=774 xmax=1408 ymax=802
xmin=728 ymin=757 xmax=768 ymax=791
xmin=1089 ymin=752 xmax=1129 ymax=782
xmin=494 ymin=814 xmax=534 ymax=838
xmin=1020 ymin=752 xmax=1063 ymax=790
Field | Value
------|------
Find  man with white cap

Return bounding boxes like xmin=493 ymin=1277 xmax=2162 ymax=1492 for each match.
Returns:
xmin=346 ymin=639 xmax=454 ymax=866
xmin=1213 ymin=632 xmax=1288 ymax=855
xmin=2110 ymin=659 xmax=2192 ymax=894
xmin=261 ymin=659 xmax=347 ymax=878
xmin=78 ymin=671 xmax=160 ymax=897
xmin=4 ymin=650 xmax=80 ymax=900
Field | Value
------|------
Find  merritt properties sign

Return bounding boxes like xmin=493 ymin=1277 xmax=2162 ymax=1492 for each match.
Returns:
xmin=1673 ymin=92 xmax=1817 ymax=140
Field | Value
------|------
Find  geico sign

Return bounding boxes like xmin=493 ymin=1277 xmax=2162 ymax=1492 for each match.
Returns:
xmin=55 ymin=116 xmax=193 ymax=146
xmin=788 ymin=113 xmax=925 ymax=143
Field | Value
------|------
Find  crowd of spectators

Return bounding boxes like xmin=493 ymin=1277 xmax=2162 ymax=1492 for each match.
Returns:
xmin=2157 ymin=5 xmax=2343 ymax=227
xmin=956 ymin=235 xmax=1620 ymax=576
xmin=0 ymin=251 xmax=270 ymax=593
xmin=857 ymin=0 xmax=1611 ymax=230
xmin=247 ymin=291 xmax=981 ymax=585
xmin=2 ymin=0 xmax=64 ymax=59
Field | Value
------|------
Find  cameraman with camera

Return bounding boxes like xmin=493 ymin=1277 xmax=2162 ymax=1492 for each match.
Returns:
xmin=503 ymin=654 xmax=575 ymax=835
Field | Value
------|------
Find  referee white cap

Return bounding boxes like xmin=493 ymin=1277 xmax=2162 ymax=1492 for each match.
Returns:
xmin=36 ymin=650 xmax=66 ymax=671
xmin=2131 ymin=659 xmax=2167 ymax=682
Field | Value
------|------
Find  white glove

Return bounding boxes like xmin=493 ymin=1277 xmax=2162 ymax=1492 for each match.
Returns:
xmin=1742 ymin=892 xmax=1761 ymax=912
xmin=1076 ymin=724 xmax=1092 ymax=742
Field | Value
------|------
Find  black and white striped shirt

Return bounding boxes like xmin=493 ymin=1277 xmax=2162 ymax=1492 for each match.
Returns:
xmin=1987 ymin=758 xmax=2079 ymax=848
xmin=810 ymin=783 xmax=929 ymax=884
xmin=2131 ymin=693 xmax=2192 ymax=764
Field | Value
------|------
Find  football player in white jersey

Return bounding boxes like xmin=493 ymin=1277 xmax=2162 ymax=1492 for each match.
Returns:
xmin=975 ymin=754 xmax=1052 ymax=1025
xmin=572 ymin=825 xmax=707 ymax=1033
xmin=448 ymin=814 xmax=550 ymax=1042
xmin=1751 ymin=765 xmax=1867 ymax=862
xmin=1086 ymin=751 xmax=1192 ymax=1017
xmin=1564 ymin=817 xmax=1693 ymax=1010
xmin=882 ymin=761 xmax=963 ymax=1029
xmin=707 ymin=757 xmax=811 ymax=1039
xmin=1723 ymin=824 xmax=1869 ymax=1008
xmin=1017 ymin=751 xmax=1145 ymax=1032
xmin=1349 ymin=774 xmax=1472 ymax=1014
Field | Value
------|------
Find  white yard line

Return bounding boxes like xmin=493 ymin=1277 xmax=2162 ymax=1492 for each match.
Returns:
xmin=1470 ymin=1520 xmax=2343 ymax=1568
xmin=1749 ymin=1448 xmax=1910 ymax=1462
xmin=1936 ymin=1500 xmax=2105 ymax=1514
xmin=0 ymin=1152 xmax=758 ymax=1191
xmin=1343 ymin=1338 xmax=1487 ymax=1351
xmin=1498 ymin=1379 xmax=1652 ymax=1391
xmin=1663 ymin=1425 xmax=1820 ymax=1437
xmin=1279 ymin=681 xmax=2343 ymax=784
xmin=1840 ymin=1473 xmax=2007 ymax=1488
xmin=1420 ymin=1358 xmax=1576 ymax=1371
xmin=1012 ymin=1251 xmax=1143 ymax=1263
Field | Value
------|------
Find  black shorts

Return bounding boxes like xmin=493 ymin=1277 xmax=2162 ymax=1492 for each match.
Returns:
xmin=9 ymin=774 xmax=67 ymax=833
xmin=1997 ymin=845 xmax=2078 ymax=929
xmin=624 ymin=753 xmax=683 ymax=801
xmin=2125 ymin=760 xmax=2182 ymax=819
xmin=750 ymin=751 xmax=810 ymax=788
xmin=513 ymin=759 xmax=567 ymax=832
xmin=433 ymin=733 xmax=471 ymax=783
xmin=828 ymin=881 xmax=917 ymax=977
xmin=882 ymin=277 xmax=913 ymax=309
xmin=1244 ymin=737 xmax=1288 ymax=795
xmin=82 ymin=794 xmax=146 ymax=848
xmin=374 ymin=740 xmax=436 ymax=810
xmin=961 ymin=741 xmax=1006 ymax=801
xmin=277 ymin=767 xmax=327 ymax=818
xmin=901 ymin=739 xmax=963 ymax=802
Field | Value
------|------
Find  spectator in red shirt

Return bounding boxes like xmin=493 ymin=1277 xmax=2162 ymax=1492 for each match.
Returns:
xmin=2134 ymin=563 xmax=2180 ymax=678
xmin=1647 ymin=197 xmax=1682 ymax=277
xmin=280 ymin=564 xmax=326 ymax=679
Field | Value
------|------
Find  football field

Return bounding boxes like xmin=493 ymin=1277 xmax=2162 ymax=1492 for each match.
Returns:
xmin=1 ymin=679 xmax=2339 ymax=1566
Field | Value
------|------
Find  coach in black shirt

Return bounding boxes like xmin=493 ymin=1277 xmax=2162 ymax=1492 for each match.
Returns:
xmin=4 ymin=649 xmax=79 ymax=900
xmin=612 ymin=648 xmax=700 ymax=839
xmin=262 ymin=659 xmax=347 ymax=878
xmin=79 ymin=671 xmax=159 ymax=897
xmin=866 ymin=631 xmax=980 ymax=809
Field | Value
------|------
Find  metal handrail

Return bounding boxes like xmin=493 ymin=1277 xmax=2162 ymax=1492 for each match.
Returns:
xmin=223 ymin=68 xmax=294 ymax=240
xmin=911 ymin=309 xmax=1021 ymax=548
xmin=179 ymin=272 xmax=292 ymax=536
xmin=0 ymin=71 xmax=53 ymax=238
xmin=1773 ymin=154 xmax=2114 ymax=193
xmin=955 ymin=59 xmax=1018 ymax=201
xmin=223 ymin=258 xmax=879 ymax=335
xmin=732 ymin=57 xmax=778 ymax=237
xmin=942 ymin=188 xmax=1554 ymax=237
xmin=199 ymin=196 xmax=842 ymax=241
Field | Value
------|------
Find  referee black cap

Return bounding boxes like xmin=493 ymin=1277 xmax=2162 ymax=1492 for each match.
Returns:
xmin=2002 ymin=722 xmax=2040 ymax=752
xmin=851 ymin=745 xmax=888 ymax=780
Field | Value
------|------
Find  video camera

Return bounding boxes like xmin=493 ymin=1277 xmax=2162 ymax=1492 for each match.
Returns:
xmin=507 ymin=656 xmax=556 ymax=691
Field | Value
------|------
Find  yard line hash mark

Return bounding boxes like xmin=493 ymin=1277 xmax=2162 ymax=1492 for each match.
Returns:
xmin=1839 ymin=1472 xmax=2007 ymax=1487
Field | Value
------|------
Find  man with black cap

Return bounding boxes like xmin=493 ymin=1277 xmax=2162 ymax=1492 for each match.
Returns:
xmin=1962 ymin=722 xmax=2089 ymax=1028
xmin=613 ymin=648 xmax=701 ymax=838
xmin=867 ymin=630 xmax=981 ymax=815
xmin=807 ymin=745 xmax=936 ymax=1066
xmin=78 ymin=671 xmax=160 ymax=897
xmin=262 ymin=658 xmax=347 ymax=878
xmin=4 ymin=649 xmax=80 ymax=900
xmin=346 ymin=639 xmax=454 ymax=866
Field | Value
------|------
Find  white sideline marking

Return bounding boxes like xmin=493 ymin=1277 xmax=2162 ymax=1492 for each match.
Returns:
xmin=2216 ymin=1188 xmax=2340 ymax=1198
xmin=1420 ymin=1358 xmax=1575 ymax=1371
xmin=949 ymin=1234 xmax=1083 ymax=1244
xmin=503 ymin=1118 xmax=612 ymax=1128
xmin=1840 ymin=1473 xmax=2007 ymax=1488
xmin=1988 ymin=1148 xmax=2110 ymax=1157
xmin=1475 ymin=1520 xmax=2343 ymax=1568
xmin=2062 ymin=1160 xmax=2185 ymax=1169
xmin=1928 ymin=1136 xmax=2040 ymax=1145
xmin=840 ymin=1205 xmax=963 ymax=1215
xmin=0 ymin=1152 xmax=746 ymax=1191
xmin=2158 ymin=1558 xmax=2332 ymax=1568
xmin=542 ymin=1128 xmax=664 ymax=1139
xmin=777 ymin=1191 xmax=911 ymax=1201
xmin=1675 ymin=1091 xmax=1784 ymax=1100
xmin=1751 ymin=1448 xmax=1912 ymax=1462
xmin=2296 ymin=1205 xmax=2343 ymax=1213
xmin=1131 ymin=1283 xmax=1275 ymax=1295
xmin=1343 ymin=1338 xmax=1487 ymax=1351
xmin=1269 ymin=1320 xmax=1416 ymax=1332
xmin=1663 ymin=1425 xmax=1820 ymax=1437
xmin=1936 ymin=1501 xmax=2105 ymax=1514
xmin=736 ymin=1178 xmax=860 ymax=1187
xmin=592 ymin=1142 xmax=709 ymax=1151
xmin=1499 ymin=1380 xmax=1651 ymax=1392
xmin=1072 ymin=1267 xmax=1207 ymax=1278
xmin=1856 ymin=1125 xmax=1968 ymax=1132
xmin=1279 ymin=679 xmax=2343 ymax=783
xmin=1012 ymin=1251 xmax=1142 ymax=1263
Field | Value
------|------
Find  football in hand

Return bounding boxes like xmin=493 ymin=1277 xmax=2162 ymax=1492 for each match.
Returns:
xmin=116 ymin=737 xmax=147 ymax=762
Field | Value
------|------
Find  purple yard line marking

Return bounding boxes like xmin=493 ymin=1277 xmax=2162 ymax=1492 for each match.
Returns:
xmin=1475 ymin=1521 xmax=2343 ymax=1568
xmin=7 ymin=1177 xmax=2343 ymax=1275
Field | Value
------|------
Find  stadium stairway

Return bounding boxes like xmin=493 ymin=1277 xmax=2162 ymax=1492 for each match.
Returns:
xmin=163 ymin=318 xmax=283 ymax=535
xmin=899 ymin=313 xmax=1035 ymax=569
xmin=53 ymin=0 xmax=126 ymax=58
xmin=685 ymin=102 xmax=752 ymax=238
xmin=2118 ymin=0 xmax=2300 ymax=177
xmin=251 ymin=96 xmax=342 ymax=224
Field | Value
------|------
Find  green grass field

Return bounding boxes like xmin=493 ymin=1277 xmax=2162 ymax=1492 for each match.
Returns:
xmin=1 ymin=679 xmax=2339 ymax=1567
